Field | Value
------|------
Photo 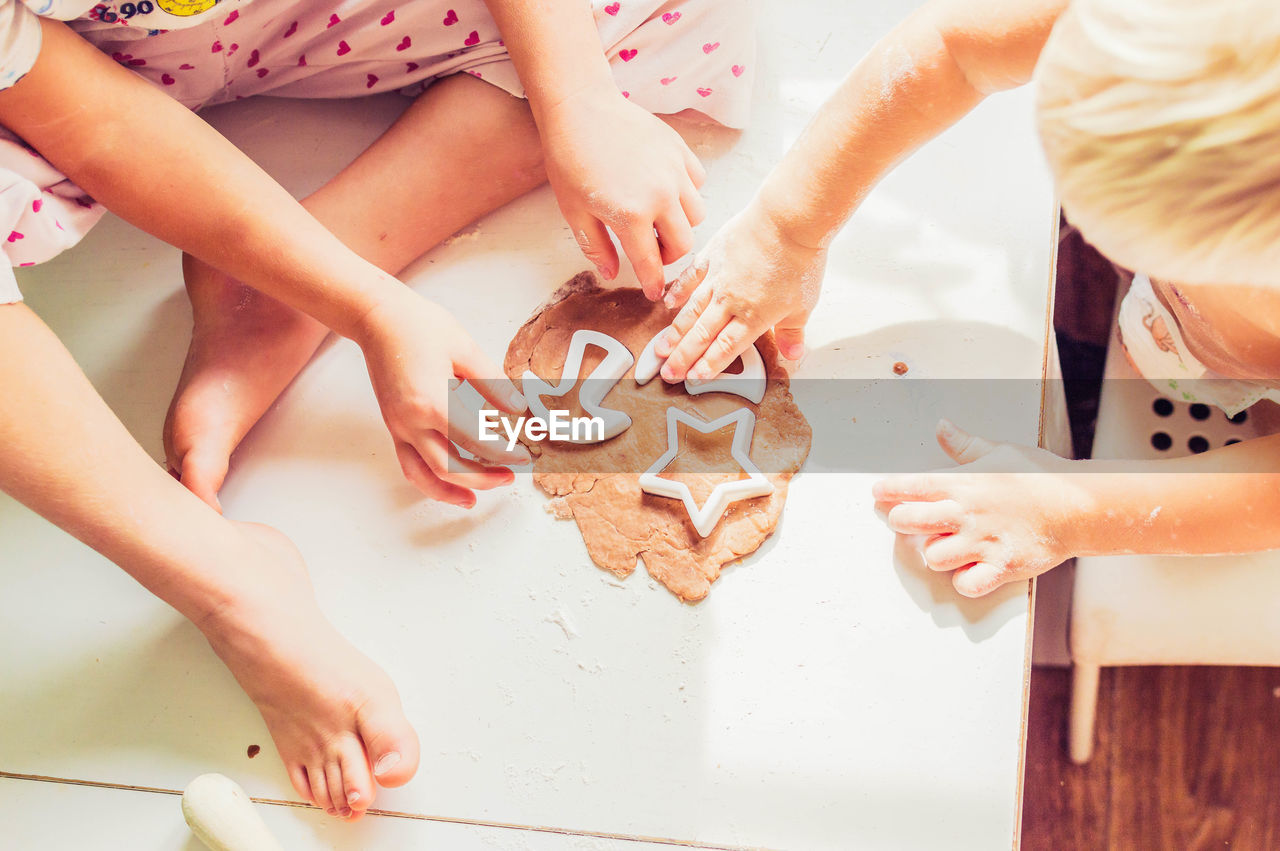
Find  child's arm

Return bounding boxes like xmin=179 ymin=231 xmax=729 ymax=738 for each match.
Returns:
xmin=872 ymin=420 xmax=1280 ymax=597
xmin=0 ymin=20 xmax=529 ymax=505
xmin=482 ymin=0 xmax=706 ymax=298
xmin=655 ymin=0 xmax=1067 ymax=382
xmin=0 ymin=301 xmax=264 ymax=623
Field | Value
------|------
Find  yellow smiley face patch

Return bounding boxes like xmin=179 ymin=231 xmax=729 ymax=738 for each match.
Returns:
xmin=155 ymin=0 xmax=220 ymax=17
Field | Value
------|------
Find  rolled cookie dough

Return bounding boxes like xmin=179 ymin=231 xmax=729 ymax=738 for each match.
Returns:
xmin=504 ymin=273 xmax=812 ymax=602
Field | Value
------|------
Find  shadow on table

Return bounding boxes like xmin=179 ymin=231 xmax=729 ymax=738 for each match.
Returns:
xmin=798 ymin=320 xmax=1040 ymax=641
xmin=891 ymin=534 xmax=1027 ymax=642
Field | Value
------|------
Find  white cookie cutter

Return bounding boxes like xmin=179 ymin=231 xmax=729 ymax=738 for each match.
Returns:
xmin=638 ymin=407 xmax=775 ymax=537
xmin=634 ymin=331 xmax=766 ymax=404
xmin=522 ymin=330 xmax=634 ymax=443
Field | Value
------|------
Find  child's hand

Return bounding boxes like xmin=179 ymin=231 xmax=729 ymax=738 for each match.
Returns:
xmin=654 ymin=204 xmax=823 ymax=382
xmin=356 ymin=294 xmax=530 ymax=508
xmin=872 ymin=420 xmax=1085 ymax=598
xmin=539 ymin=87 xmax=706 ymax=298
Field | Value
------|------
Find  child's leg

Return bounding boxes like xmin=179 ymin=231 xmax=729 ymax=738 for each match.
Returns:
xmin=0 ymin=301 xmax=418 ymax=818
xmin=165 ymin=74 xmax=545 ymax=508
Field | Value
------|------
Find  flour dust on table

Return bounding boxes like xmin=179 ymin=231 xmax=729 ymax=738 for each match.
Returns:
xmin=503 ymin=273 xmax=811 ymax=602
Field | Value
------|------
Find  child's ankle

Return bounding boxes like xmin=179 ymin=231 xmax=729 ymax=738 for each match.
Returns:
xmin=190 ymin=522 xmax=311 ymax=641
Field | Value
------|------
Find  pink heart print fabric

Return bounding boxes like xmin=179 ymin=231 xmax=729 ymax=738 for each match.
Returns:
xmin=0 ymin=0 xmax=754 ymax=302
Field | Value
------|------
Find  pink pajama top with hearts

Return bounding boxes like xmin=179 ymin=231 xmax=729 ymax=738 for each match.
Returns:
xmin=0 ymin=0 xmax=754 ymax=303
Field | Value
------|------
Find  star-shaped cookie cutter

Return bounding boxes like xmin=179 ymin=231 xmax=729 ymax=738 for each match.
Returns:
xmin=522 ymin=329 xmax=634 ymax=443
xmin=638 ymin=407 xmax=775 ymax=537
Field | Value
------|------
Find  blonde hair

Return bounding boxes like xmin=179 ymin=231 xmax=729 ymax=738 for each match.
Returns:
xmin=1035 ymin=0 xmax=1280 ymax=287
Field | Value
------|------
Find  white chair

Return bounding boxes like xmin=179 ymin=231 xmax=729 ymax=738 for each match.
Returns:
xmin=1067 ymin=321 xmax=1280 ymax=763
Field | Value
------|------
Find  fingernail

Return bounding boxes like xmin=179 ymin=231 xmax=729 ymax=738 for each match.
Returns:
xmin=663 ymin=294 xmax=677 ymax=309
xmin=783 ymin=344 xmax=804 ymax=361
xmin=690 ymin=363 xmax=710 ymax=381
xmin=937 ymin=417 xmax=956 ymax=437
xmin=347 ymin=791 xmax=361 ymax=805
xmin=508 ymin=389 xmax=527 ymax=411
xmin=375 ymin=752 xmax=401 ymax=776
xmin=326 ymin=807 xmax=336 ymax=815
xmin=595 ymin=264 xmax=608 ymax=278
xmin=660 ymin=364 xmax=676 ymax=382
xmin=341 ymin=808 xmax=352 ymax=818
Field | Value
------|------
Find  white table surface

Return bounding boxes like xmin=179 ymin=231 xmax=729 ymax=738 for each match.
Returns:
xmin=0 ymin=2 xmax=1055 ymax=848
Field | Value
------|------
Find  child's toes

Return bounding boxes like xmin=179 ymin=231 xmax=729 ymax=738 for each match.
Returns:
xmin=358 ymin=704 xmax=420 ymax=787
xmin=324 ymin=760 xmax=349 ymax=817
xmin=287 ymin=764 xmax=311 ymax=804
xmin=338 ymin=740 xmax=375 ymax=817
xmin=307 ymin=764 xmax=334 ymax=814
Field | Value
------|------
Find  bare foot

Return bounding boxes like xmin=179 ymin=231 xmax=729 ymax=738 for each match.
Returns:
xmin=200 ymin=522 xmax=421 ymax=819
xmin=164 ymin=255 xmax=331 ymax=511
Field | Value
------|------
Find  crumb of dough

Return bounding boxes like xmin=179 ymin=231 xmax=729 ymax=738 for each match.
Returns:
xmin=246 ymin=744 xmax=260 ymax=758
xmin=893 ymin=361 xmax=909 ymax=375
xmin=544 ymin=498 xmax=574 ymax=519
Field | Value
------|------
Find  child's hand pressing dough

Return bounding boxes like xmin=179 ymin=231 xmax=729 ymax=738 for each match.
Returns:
xmin=538 ymin=87 xmax=706 ymax=298
xmin=873 ymin=420 xmax=1087 ymax=597
xmin=655 ymin=204 xmax=824 ymax=383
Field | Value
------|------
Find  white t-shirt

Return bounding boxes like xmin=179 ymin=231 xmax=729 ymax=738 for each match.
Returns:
xmin=0 ymin=0 xmax=239 ymax=90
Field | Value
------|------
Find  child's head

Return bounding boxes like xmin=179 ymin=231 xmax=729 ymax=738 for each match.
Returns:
xmin=1035 ymin=0 xmax=1280 ymax=291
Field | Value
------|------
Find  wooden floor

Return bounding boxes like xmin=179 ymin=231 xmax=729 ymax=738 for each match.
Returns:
xmin=1021 ymin=665 xmax=1280 ymax=849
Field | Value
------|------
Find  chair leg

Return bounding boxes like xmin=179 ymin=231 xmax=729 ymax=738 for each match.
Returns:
xmin=1068 ymin=663 xmax=1101 ymax=764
